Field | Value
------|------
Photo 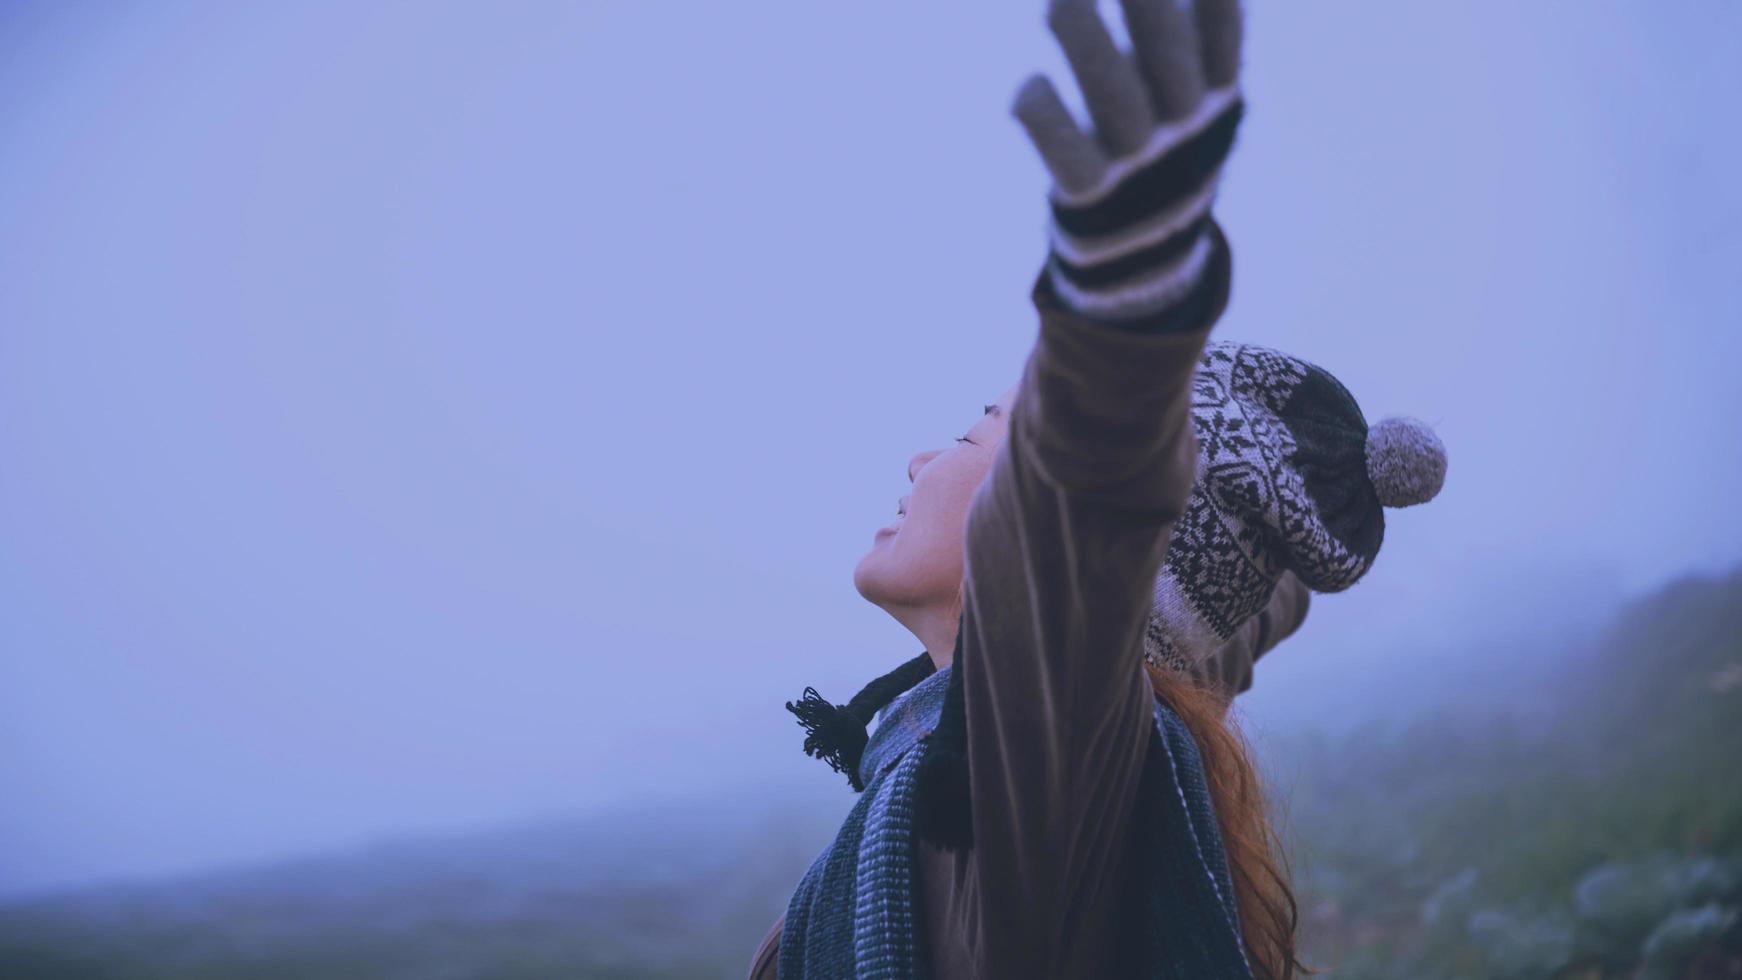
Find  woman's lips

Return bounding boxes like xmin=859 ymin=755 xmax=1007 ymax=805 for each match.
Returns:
xmin=875 ymin=498 xmax=908 ymax=539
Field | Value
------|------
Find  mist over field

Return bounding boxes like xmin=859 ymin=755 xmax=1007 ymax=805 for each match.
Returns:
xmin=3 ymin=0 xmax=1740 ymax=977
xmin=3 ymin=566 xmax=1738 ymax=978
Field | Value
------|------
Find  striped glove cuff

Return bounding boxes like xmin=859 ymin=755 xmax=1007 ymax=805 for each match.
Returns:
xmin=1044 ymin=87 xmax=1241 ymax=323
xmin=1014 ymin=0 xmax=1247 ymax=330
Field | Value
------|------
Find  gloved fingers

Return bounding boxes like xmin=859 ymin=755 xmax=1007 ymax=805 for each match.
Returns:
xmin=1012 ymin=73 xmax=1109 ymax=197
xmin=1047 ymin=0 xmax=1156 ymax=158
xmin=1117 ymin=0 xmax=1206 ymax=122
xmin=1193 ymin=0 xmax=1243 ymax=90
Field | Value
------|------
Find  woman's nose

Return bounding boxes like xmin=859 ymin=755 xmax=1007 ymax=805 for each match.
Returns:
xmin=907 ymin=449 xmax=943 ymax=483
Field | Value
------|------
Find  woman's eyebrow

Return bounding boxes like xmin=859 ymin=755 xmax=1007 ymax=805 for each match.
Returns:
xmin=983 ymin=404 xmax=1003 ymax=418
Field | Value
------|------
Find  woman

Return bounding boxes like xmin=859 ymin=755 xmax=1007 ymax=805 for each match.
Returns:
xmin=752 ymin=1 xmax=1446 ymax=977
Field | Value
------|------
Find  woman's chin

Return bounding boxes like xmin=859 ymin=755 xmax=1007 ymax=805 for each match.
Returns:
xmin=856 ymin=553 xmax=943 ymax=616
xmin=853 ymin=534 xmax=909 ymax=606
xmin=852 ymin=546 xmax=887 ymax=603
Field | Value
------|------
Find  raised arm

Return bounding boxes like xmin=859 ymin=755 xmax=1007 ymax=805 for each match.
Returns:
xmin=952 ymin=1 xmax=1246 ymax=974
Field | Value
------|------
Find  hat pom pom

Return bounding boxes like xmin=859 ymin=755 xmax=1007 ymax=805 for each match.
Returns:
xmin=1365 ymin=416 xmax=1446 ymax=508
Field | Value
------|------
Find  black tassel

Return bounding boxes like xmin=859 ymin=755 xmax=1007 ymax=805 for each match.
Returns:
xmin=787 ymin=687 xmax=873 ymax=791
xmin=916 ymin=623 xmax=973 ymax=851
xmin=787 ymin=652 xmax=935 ymax=793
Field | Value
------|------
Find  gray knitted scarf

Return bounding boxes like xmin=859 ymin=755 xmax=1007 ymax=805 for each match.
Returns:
xmin=778 ymin=664 xmax=1255 ymax=978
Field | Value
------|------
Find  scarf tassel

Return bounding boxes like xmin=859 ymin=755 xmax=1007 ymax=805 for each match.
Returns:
xmin=786 ymin=687 xmax=873 ymax=792
xmin=785 ymin=635 xmax=973 ymax=850
xmin=787 ymin=651 xmax=939 ymax=795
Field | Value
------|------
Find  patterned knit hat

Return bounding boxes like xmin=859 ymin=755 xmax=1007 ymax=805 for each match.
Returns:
xmin=1142 ymin=340 xmax=1447 ymax=674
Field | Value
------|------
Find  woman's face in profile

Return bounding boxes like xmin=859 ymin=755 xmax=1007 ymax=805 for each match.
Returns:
xmin=854 ymin=385 xmax=1017 ymax=612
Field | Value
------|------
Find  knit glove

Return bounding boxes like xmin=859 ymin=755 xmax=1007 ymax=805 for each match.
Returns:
xmin=1014 ymin=0 xmax=1244 ymax=328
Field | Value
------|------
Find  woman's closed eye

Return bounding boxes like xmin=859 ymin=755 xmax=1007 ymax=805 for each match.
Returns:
xmin=955 ymin=404 xmax=1001 ymax=446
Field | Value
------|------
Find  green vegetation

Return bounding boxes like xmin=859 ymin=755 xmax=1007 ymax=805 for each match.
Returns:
xmin=1275 ymin=569 xmax=1742 ymax=978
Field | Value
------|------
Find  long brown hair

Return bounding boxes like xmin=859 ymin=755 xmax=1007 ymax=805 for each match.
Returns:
xmin=1143 ymin=662 xmax=1309 ymax=980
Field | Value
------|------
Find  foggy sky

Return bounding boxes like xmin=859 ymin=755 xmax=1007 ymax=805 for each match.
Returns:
xmin=2 ymin=1 xmax=1738 ymax=898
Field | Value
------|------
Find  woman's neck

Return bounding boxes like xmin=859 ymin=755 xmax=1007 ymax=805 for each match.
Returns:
xmin=890 ymin=601 xmax=962 ymax=672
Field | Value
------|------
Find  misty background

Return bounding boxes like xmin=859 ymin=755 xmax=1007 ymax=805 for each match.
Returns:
xmin=2 ymin=1 xmax=1739 ymax=977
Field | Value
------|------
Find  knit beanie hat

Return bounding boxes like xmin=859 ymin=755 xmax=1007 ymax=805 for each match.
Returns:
xmin=1142 ymin=339 xmax=1447 ymax=674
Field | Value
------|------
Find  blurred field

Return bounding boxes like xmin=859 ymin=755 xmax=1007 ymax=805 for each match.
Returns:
xmin=1274 ymin=568 xmax=1742 ymax=977
xmin=2 ymin=568 xmax=1738 ymax=979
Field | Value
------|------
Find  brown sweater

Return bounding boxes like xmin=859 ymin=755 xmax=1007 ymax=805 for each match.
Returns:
xmin=749 ymin=229 xmax=1292 ymax=979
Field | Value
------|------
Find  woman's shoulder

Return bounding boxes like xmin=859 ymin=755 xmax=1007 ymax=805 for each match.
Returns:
xmin=745 ymin=912 xmax=781 ymax=980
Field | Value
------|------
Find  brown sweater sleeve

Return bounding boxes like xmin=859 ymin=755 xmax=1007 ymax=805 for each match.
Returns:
xmin=953 ymin=225 xmax=1231 ymax=978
